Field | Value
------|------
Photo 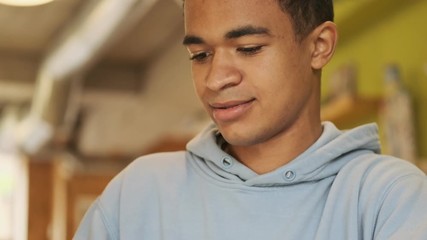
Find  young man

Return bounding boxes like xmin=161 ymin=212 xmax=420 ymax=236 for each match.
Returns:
xmin=74 ymin=0 xmax=427 ymax=239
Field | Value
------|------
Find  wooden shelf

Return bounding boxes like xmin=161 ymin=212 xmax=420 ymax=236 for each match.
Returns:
xmin=321 ymin=94 xmax=382 ymax=126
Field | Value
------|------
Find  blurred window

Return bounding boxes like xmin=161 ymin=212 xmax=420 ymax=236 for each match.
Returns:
xmin=0 ymin=153 xmax=28 ymax=240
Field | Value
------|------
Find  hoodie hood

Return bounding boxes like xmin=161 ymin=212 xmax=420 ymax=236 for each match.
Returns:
xmin=187 ymin=122 xmax=381 ymax=187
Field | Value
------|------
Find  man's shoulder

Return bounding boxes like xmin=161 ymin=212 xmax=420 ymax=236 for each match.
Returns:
xmin=130 ymin=151 xmax=188 ymax=168
xmin=341 ymin=152 xmax=424 ymax=179
xmin=349 ymin=153 xmax=424 ymax=179
xmin=121 ymin=150 xmax=190 ymax=179
xmin=339 ymin=152 xmax=426 ymax=195
xmin=97 ymin=150 xmax=193 ymax=209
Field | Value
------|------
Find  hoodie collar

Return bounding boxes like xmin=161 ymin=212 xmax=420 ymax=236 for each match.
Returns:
xmin=187 ymin=122 xmax=381 ymax=187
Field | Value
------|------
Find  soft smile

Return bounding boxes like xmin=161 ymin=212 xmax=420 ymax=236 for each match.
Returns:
xmin=209 ymin=99 xmax=255 ymax=122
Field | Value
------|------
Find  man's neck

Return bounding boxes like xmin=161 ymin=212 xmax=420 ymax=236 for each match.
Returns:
xmin=227 ymin=121 xmax=323 ymax=175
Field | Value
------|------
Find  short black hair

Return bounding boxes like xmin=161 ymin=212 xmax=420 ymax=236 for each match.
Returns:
xmin=182 ymin=0 xmax=334 ymax=41
xmin=278 ymin=0 xmax=334 ymax=41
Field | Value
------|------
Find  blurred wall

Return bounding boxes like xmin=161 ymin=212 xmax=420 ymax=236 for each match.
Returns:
xmin=78 ymin=35 xmax=205 ymax=157
xmin=323 ymin=0 xmax=427 ymax=159
xmin=0 ymin=54 xmax=37 ymax=104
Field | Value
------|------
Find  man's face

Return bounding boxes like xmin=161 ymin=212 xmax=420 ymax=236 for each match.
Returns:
xmin=184 ymin=0 xmax=319 ymax=147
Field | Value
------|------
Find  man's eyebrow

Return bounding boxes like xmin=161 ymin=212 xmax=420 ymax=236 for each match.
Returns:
xmin=225 ymin=25 xmax=271 ymax=39
xmin=182 ymin=35 xmax=205 ymax=45
xmin=182 ymin=26 xmax=271 ymax=46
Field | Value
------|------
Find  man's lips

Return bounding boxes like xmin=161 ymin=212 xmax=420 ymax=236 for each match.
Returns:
xmin=209 ymin=99 xmax=255 ymax=109
xmin=209 ymin=98 xmax=255 ymax=122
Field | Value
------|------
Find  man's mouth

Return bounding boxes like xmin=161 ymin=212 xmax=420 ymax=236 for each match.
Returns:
xmin=210 ymin=99 xmax=255 ymax=109
xmin=209 ymin=99 xmax=255 ymax=122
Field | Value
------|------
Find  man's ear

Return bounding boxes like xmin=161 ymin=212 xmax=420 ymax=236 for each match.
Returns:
xmin=310 ymin=21 xmax=338 ymax=70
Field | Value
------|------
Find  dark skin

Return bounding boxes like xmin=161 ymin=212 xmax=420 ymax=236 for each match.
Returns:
xmin=184 ymin=0 xmax=337 ymax=174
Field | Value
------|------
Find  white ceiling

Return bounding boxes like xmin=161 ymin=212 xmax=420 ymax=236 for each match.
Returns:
xmin=0 ymin=0 xmax=85 ymax=55
xmin=0 ymin=0 xmax=182 ymax=62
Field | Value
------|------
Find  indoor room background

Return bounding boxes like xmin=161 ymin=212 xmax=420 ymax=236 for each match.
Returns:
xmin=0 ymin=0 xmax=426 ymax=239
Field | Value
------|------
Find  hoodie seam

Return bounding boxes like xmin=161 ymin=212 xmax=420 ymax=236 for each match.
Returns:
xmin=373 ymin=173 xmax=424 ymax=239
xmin=96 ymin=198 xmax=118 ymax=240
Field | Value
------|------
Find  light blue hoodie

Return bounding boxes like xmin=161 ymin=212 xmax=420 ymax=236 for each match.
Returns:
xmin=74 ymin=122 xmax=427 ymax=239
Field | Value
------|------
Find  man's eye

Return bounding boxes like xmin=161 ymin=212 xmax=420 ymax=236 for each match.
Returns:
xmin=189 ymin=52 xmax=212 ymax=62
xmin=237 ymin=45 xmax=263 ymax=55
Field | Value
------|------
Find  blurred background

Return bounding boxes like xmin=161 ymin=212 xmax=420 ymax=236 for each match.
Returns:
xmin=0 ymin=0 xmax=426 ymax=239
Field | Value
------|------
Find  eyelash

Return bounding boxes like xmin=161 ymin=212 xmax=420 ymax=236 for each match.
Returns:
xmin=189 ymin=45 xmax=264 ymax=63
xmin=189 ymin=51 xmax=212 ymax=62
xmin=237 ymin=45 xmax=264 ymax=55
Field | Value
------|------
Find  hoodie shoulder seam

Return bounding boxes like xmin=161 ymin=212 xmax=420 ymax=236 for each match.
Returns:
xmin=97 ymin=198 xmax=119 ymax=239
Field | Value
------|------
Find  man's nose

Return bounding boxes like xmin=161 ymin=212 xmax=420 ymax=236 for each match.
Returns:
xmin=205 ymin=51 xmax=242 ymax=91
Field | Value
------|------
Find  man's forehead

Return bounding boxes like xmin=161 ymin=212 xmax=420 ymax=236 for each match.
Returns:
xmin=183 ymin=0 xmax=279 ymax=18
xmin=183 ymin=25 xmax=271 ymax=46
xmin=182 ymin=0 xmax=296 ymax=46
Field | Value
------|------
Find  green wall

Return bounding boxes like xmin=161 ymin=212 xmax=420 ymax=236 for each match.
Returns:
xmin=323 ymin=0 xmax=427 ymax=159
